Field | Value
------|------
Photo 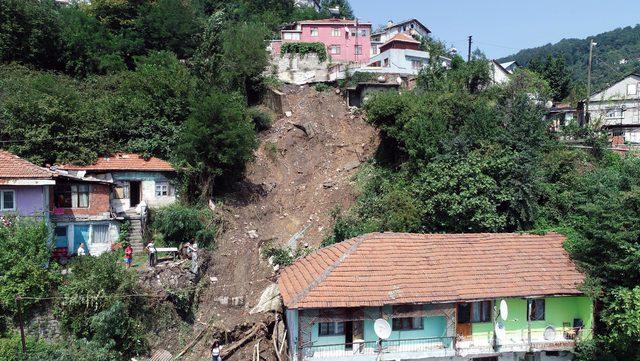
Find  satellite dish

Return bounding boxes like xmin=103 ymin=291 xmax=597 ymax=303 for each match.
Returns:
xmin=374 ymin=319 xmax=392 ymax=340
xmin=499 ymin=299 xmax=508 ymax=321
xmin=543 ymin=326 xmax=556 ymax=341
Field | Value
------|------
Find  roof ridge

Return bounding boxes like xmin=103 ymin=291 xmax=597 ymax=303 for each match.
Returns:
xmin=288 ymin=236 xmax=367 ymax=307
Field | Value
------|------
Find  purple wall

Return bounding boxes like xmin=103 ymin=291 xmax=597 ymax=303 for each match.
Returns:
xmin=0 ymin=186 xmax=47 ymax=217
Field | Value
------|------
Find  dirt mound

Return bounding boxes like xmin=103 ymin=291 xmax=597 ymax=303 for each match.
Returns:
xmin=167 ymin=84 xmax=379 ymax=360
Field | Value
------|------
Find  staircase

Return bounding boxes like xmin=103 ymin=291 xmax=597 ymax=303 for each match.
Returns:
xmin=125 ymin=210 xmax=145 ymax=254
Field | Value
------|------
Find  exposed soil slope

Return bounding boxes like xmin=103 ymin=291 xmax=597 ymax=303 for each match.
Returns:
xmin=180 ymin=85 xmax=379 ymax=360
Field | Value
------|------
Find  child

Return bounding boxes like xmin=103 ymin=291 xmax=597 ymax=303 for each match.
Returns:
xmin=124 ymin=244 xmax=133 ymax=269
xmin=77 ymin=243 xmax=86 ymax=256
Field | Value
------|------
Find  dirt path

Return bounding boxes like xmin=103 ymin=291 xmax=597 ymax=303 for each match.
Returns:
xmin=179 ymin=85 xmax=378 ymax=360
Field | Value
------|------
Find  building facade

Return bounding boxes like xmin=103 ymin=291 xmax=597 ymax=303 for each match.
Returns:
xmin=365 ymin=33 xmax=431 ymax=75
xmin=0 ymin=150 xmax=54 ymax=221
xmin=587 ymin=73 xmax=640 ymax=143
xmin=370 ymin=19 xmax=431 ymax=56
xmin=270 ymin=18 xmax=372 ymax=64
xmin=279 ymin=232 xmax=592 ymax=361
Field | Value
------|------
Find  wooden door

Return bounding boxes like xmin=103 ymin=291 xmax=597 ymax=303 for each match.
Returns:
xmin=456 ymin=303 xmax=472 ymax=338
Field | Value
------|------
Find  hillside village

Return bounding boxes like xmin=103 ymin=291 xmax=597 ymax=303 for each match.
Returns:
xmin=1 ymin=1 xmax=640 ymax=361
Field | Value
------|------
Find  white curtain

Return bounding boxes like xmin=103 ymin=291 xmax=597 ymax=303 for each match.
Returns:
xmin=92 ymin=225 xmax=110 ymax=244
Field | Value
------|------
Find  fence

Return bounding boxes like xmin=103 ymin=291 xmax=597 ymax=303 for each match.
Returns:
xmin=301 ymin=337 xmax=454 ymax=359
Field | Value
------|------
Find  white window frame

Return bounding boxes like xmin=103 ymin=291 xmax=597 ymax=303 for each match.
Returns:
xmin=605 ymin=108 xmax=623 ymax=119
xmin=411 ymin=59 xmax=423 ymax=70
xmin=627 ymin=83 xmax=638 ymax=96
xmin=331 ymin=28 xmax=340 ymax=37
xmin=330 ymin=45 xmax=341 ymax=55
xmin=155 ymin=182 xmax=169 ymax=197
xmin=0 ymin=190 xmax=16 ymax=211
xmin=310 ymin=27 xmax=318 ymax=37
xmin=354 ymin=45 xmax=362 ymax=55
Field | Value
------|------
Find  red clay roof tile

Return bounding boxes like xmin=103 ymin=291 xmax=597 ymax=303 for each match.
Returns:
xmin=60 ymin=153 xmax=174 ymax=172
xmin=278 ymin=232 xmax=584 ymax=309
xmin=0 ymin=150 xmax=53 ymax=180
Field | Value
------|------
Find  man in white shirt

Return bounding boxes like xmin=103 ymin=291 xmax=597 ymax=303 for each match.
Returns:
xmin=145 ymin=241 xmax=157 ymax=267
xmin=77 ymin=243 xmax=86 ymax=256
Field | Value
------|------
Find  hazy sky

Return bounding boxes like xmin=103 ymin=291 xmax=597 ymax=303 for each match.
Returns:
xmin=349 ymin=0 xmax=640 ymax=59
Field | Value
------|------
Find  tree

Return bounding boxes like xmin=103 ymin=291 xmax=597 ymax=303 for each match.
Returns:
xmin=320 ymin=0 xmax=354 ymax=19
xmin=0 ymin=0 xmax=63 ymax=70
xmin=175 ymin=90 xmax=258 ymax=199
xmin=0 ymin=218 xmax=59 ymax=317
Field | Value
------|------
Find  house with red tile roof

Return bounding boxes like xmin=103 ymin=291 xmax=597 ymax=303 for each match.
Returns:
xmin=278 ymin=232 xmax=592 ymax=361
xmin=0 ymin=150 xmax=55 ymax=219
xmin=59 ymin=153 xmax=177 ymax=215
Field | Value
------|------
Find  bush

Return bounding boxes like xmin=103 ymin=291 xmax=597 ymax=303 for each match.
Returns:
xmin=314 ymin=83 xmax=331 ymax=92
xmin=280 ymin=42 xmax=327 ymax=62
xmin=0 ymin=217 xmax=59 ymax=317
xmin=247 ymin=106 xmax=273 ymax=132
xmin=55 ymin=252 xmax=147 ymax=358
xmin=150 ymin=203 xmax=216 ymax=247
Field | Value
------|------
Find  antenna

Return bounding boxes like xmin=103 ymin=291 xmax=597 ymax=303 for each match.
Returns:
xmin=374 ymin=319 xmax=392 ymax=340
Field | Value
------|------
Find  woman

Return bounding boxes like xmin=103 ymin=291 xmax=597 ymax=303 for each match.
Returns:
xmin=211 ymin=340 xmax=222 ymax=361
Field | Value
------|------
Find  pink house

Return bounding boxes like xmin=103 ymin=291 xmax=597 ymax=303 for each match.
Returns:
xmin=271 ymin=18 xmax=372 ymax=63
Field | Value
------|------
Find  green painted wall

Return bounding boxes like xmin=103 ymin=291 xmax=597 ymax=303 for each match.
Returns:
xmin=471 ymin=296 xmax=593 ymax=341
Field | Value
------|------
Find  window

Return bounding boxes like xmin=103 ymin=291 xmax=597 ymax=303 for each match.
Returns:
xmin=330 ymin=45 xmax=341 ymax=55
xmin=471 ymin=301 xmax=492 ymax=323
xmin=0 ymin=190 xmax=15 ymax=211
xmin=354 ymin=45 xmax=362 ymax=55
xmin=383 ymin=58 xmax=389 ymax=67
xmin=54 ymin=184 xmax=89 ymax=208
xmin=359 ymin=29 xmax=368 ymax=37
xmin=627 ymin=83 xmax=638 ymax=95
xmin=372 ymin=45 xmax=379 ymax=54
xmin=528 ymin=299 xmax=545 ymax=321
xmin=331 ymin=28 xmax=340 ymax=37
xmin=310 ymin=27 xmax=318 ymax=36
xmin=458 ymin=301 xmax=491 ymax=323
xmin=318 ymin=322 xmax=344 ymax=336
xmin=605 ymin=108 xmax=623 ymax=119
xmin=283 ymin=32 xmax=300 ymax=41
xmin=411 ymin=60 xmax=423 ymax=69
xmin=54 ymin=226 xmax=68 ymax=248
xmin=155 ymin=182 xmax=169 ymax=197
xmin=392 ymin=305 xmax=424 ymax=331
xmin=92 ymin=224 xmax=110 ymax=244
xmin=115 ymin=182 xmax=129 ymax=199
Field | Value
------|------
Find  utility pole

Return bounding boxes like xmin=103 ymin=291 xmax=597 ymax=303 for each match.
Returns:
xmin=586 ymin=39 xmax=597 ymax=124
xmin=467 ymin=35 xmax=473 ymax=62
xmin=16 ymin=296 xmax=27 ymax=357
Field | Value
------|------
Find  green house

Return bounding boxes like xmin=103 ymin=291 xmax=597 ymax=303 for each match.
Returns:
xmin=278 ymin=232 xmax=592 ymax=361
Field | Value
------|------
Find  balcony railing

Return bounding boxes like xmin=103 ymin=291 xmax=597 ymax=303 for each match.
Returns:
xmin=301 ymin=337 xmax=455 ymax=360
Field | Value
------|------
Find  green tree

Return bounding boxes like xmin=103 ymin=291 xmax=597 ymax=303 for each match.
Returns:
xmin=175 ymin=91 xmax=258 ymax=199
xmin=320 ymin=0 xmax=354 ymax=19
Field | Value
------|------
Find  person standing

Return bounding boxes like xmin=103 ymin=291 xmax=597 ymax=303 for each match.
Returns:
xmin=211 ymin=340 xmax=222 ymax=361
xmin=145 ymin=241 xmax=157 ymax=267
xmin=124 ymin=243 xmax=133 ymax=269
xmin=188 ymin=243 xmax=198 ymax=274
xmin=77 ymin=243 xmax=86 ymax=256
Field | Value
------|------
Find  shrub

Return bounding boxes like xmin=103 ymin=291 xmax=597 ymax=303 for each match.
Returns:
xmin=314 ymin=82 xmax=331 ymax=92
xmin=247 ymin=106 xmax=273 ymax=132
xmin=262 ymin=241 xmax=309 ymax=267
xmin=280 ymin=42 xmax=327 ymax=62
xmin=150 ymin=203 xmax=216 ymax=247
xmin=0 ymin=217 xmax=59 ymax=317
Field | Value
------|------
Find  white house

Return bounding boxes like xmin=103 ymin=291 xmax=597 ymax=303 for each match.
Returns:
xmin=490 ymin=60 xmax=519 ymax=84
xmin=363 ymin=33 xmax=431 ymax=76
xmin=587 ymin=73 xmax=640 ymax=143
xmin=370 ymin=19 xmax=431 ymax=57
xmin=294 ymin=0 xmax=321 ymax=11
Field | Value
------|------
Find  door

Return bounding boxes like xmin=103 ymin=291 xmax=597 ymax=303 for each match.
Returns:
xmin=73 ymin=225 xmax=90 ymax=255
xmin=129 ymin=181 xmax=141 ymax=207
xmin=344 ymin=321 xmax=353 ymax=350
xmin=456 ymin=303 xmax=472 ymax=339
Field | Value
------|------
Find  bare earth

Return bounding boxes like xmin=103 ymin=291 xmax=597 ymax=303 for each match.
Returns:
xmin=176 ymin=85 xmax=379 ymax=360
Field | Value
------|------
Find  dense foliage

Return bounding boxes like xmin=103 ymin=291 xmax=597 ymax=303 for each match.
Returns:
xmin=150 ymin=203 xmax=216 ymax=247
xmin=500 ymin=24 xmax=640 ymax=94
xmin=281 ymin=42 xmax=328 ymax=62
xmin=327 ymin=54 xmax=640 ymax=358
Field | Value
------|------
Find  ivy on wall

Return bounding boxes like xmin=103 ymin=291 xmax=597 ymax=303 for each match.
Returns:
xmin=280 ymin=42 xmax=328 ymax=62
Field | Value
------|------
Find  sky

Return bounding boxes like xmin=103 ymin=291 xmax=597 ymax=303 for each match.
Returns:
xmin=349 ymin=0 xmax=640 ymax=59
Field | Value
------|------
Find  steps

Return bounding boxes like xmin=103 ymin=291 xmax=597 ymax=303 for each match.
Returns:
xmin=125 ymin=213 xmax=145 ymax=254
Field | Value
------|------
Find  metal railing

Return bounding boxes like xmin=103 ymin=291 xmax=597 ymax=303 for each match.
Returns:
xmin=301 ymin=337 xmax=454 ymax=359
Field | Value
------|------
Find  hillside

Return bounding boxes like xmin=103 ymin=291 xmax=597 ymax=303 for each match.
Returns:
xmin=499 ymin=24 xmax=640 ymax=92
